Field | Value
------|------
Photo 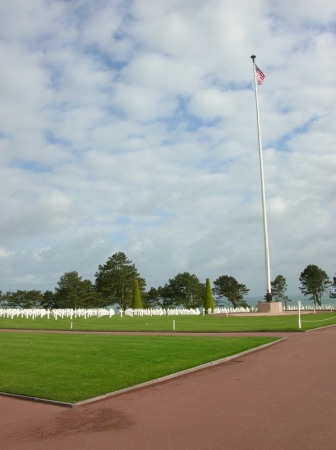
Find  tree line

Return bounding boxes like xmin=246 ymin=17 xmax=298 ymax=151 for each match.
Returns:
xmin=0 ymin=252 xmax=335 ymax=310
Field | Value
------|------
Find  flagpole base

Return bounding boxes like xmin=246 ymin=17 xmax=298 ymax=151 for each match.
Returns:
xmin=257 ymin=302 xmax=283 ymax=314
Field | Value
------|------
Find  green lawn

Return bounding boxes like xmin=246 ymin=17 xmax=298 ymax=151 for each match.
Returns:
xmin=0 ymin=312 xmax=335 ymax=332
xmin=0 ymin=332 xmax=278 ymax=403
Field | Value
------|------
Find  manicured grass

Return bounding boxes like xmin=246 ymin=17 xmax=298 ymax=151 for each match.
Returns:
xmin=0 ymin=312 xmax=336 ymax=332
xmin=0 ymin=332 xmax=278 ymax=403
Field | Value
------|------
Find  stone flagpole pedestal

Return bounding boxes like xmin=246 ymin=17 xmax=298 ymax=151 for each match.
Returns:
xmin=257 ymin=301 xmax=283 ymax=314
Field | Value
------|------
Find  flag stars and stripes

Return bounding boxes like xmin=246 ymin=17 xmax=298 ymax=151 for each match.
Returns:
xmin=255 ymin=65 xmax=265 ymax=85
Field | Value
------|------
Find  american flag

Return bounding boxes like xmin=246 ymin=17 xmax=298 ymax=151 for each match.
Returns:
xmin=255 ymin=65 xmax=265 ymax=85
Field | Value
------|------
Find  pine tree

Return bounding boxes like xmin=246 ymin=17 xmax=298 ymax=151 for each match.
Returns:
xmin=95 ymin=252 xmax=146 ymax=310
xmin=132 ymin=279 xmax=143 ymax=309
xmin=203 ymin=278 xmax=215 ymax=313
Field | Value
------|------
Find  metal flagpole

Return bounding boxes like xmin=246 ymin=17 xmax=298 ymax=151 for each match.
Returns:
xmin=251 ymin=55 xmax=272 ymax=302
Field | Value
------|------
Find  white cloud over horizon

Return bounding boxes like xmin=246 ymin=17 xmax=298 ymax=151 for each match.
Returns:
xmin=0 ymin=0 xmax=335 ymax=298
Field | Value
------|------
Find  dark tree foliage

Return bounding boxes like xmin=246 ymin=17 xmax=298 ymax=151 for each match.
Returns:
xmin=159 ymin=272 xmax=205 ymax=309
xmin=2 ymin=290 xmax=44 ymax=308
xmin=55 ymin=271 xmax=106 ymax=309
xmin=271 ymin=275 xmax=291 ymax=309
xmin=212 ymin=275 xmax=249 ymax=308
xmin=156 ymin=286 xmax=173 ymax=309
xmin=144 ymin=287 xmax=161 ymax=308
xmin=41 ymin=290 xmax=57 ymax=309
xmin=271 ymin=275 xmax=287 ymax=301
xmin=330 ymin=275 xmax=336 ymax=299
xmin=95 ymin=252 xmax=146 ymax=310
xmin=299 ymin=264 xmax=331 ymax=307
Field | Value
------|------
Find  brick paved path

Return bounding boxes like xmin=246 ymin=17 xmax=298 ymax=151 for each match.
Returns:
xmin=1 ymin=326 xmax=335 ymax=449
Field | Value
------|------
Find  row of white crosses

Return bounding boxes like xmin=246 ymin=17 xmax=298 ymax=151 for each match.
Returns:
xmin=213 ymin=307 xmax=254 ymax=314
xmin=2 ymin=305 xmax=334 ymax=320
xmin=0 ymin=306 xmax=256 ymax=320
xmin=286 ymin=304 xmax=335 ymax=311
xmin=122 ymin=308 xmax=201 ymax=317
xmin=0 ymin=308 xmax=115 ymax=320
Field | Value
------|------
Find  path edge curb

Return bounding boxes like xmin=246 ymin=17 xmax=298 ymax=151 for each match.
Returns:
xmin=75 ymin=336 xmax=286 ymax=406
xmin=0 ymin=337 xmax=286 ymax=408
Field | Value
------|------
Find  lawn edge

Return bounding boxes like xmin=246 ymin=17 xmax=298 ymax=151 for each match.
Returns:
xmin=75 ymin=336 xmax=286 ymax=406
xmin=0 ymin=336 xmax=286 ymax=408
xmin=304 ymin=323 xmax=336 ymax=333
xmin=0 ymin=391 xmax=73 ymax=407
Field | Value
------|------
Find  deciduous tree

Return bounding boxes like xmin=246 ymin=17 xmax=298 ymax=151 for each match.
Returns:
xmin=55 ymin=271 xmax=105 ymax=308
xmin=271 ymin=274 xmax=291 ymax=307
xmin=299 ymin=264 xmax=331 ymax=307
xmin=212 ymin=275 xmax=249 ymax=308
xmin=3 ymin=290 xmax=44 ymax=308
xmin=159 ymin=272 xmax=205 ymax=309
xmin=42 ymin=290 xmax=56 ymax=309
xmin=144 ymin=287 xmax=160 ymax=308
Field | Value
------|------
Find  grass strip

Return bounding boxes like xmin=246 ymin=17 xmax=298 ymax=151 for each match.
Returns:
xmin=0 ymin=332 xmax=278 ymax=403
xmin=1 ymin=312 xmax=336 ymax=332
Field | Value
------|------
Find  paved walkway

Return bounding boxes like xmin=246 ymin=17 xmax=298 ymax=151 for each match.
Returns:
xmin=0 ymin=327 xmax=335 ymax=449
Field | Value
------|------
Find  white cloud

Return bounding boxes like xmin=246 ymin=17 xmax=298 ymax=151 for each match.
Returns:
xmin=0 ymin=0 xmax=335 ymax=299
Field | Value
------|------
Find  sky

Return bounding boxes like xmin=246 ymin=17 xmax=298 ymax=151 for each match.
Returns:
xmin=0 ymin=0 xmax=335 ymax=298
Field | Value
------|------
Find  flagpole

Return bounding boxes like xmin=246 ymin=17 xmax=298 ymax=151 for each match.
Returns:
xmin=251 ymin=55 xmax=272 ymax=301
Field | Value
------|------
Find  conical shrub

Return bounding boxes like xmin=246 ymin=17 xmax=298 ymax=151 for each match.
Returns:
xmin=204 ymin=278 xmax=215 ymax=313
xmin=132 ymin=279 xmax=143 ymax=309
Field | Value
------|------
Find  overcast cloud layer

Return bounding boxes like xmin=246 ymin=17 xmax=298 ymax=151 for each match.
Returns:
xmin=0 ymin=0 xmax=335 ymax=297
